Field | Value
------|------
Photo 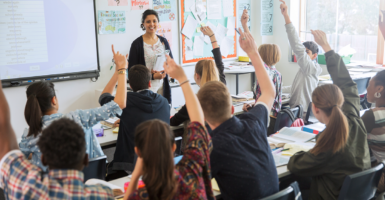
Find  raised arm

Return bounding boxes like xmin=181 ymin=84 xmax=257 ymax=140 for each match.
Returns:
xmin=312 ymin=30 xmax=360 ymax=117
xmin=164 ymin=55 xmax=204 ymax=125
xmin=201 ymin=26 xmax=226 ymax=84
xmin=239 ymin=28 xmax=276 ymax=109
xmin=112 ymin=45 xmax=128 ymax=109
xmin=0 ymin=81 xmax=18 ymax=160
xmin=241 ymin=9 xmax=250 ymax=33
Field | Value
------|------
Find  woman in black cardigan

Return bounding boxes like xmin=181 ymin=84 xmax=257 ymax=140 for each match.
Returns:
xmin=128 ymin=9 xmax=172 ymax=104
xmin=170 ymin=26 xmax=226 ymax=126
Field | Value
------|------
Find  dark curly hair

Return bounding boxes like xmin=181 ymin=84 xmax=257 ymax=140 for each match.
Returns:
xmin=37 ymin=118 xmax=86 ymax=169
xmin=141 ymin=9 xmax=159 ymax=31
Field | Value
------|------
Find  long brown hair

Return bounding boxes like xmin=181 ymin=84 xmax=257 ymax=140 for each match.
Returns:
xmin=310 ymin=84 xmax=349 ymax=156
xmin=195 ymin=59 xmax=219 ymax=86
xmin=135 ymin=119 xmax=177 ymax=200
xmin=25 ymin=82 xmax=56 ymax=137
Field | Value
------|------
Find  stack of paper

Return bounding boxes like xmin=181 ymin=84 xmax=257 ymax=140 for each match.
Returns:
xmin=281 ymin=143 xmax=316 ymax=156
xmin=269 ymin=127 xmax=316 ymax=144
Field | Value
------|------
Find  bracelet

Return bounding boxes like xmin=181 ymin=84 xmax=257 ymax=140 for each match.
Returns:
xmin=209 ymin=34 xmax=215 ymax=37
xmin=117 ymin=68 xmax=126 ymax=71
xmin=211 ymin=41 xmax=217 ymax=44
xmin=179 ymin=79 xmax=190 ymax=86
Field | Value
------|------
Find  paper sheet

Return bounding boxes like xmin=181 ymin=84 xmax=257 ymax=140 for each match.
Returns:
xmin=131 ymin=0 xmax=149 ymax=10
xmin=185 ymin=37 xmax=193 ymax=47
xmin=184 ymin=0 xmax=195 ymax=11
xmin=199 ymin=32 xmax=211 ymax=44
xmin=193 ymin=36 xmax=204 ymax=57
xmin=207 ymin=0 xmax=222 ymax=19
xmin=185 ymin=46 xmax=194 ymax=60
xmin=226 ymin=16 xmax=235 ymax=36
xmin=182 ymin=15 xmax=198 ymax=39
xmin=152 ymin=0 xmax=177 ymax=22
xmin=98 ymin=11 xmax=126 ymax=34
xmin=220 ymin=37 xmax=233 ymax=57
xmin=214 ymin=23 xmax=228 ymax=46
xmin=190 ymin=4 xmax=202 ymax=23
xmin=206 ymin=21 xmax=217 ymax=32
xmin=153 ymin=54 xmax=166 ymax=71
xmin=85 ymin=179 xmax=123 ymax=192
xmin=156 ymin=22 xmax=173 ymax=48
xmin=223 ymin=0 xmax=234 ymax=16
xmin=108 ymin=0 xmax=128 ymax=6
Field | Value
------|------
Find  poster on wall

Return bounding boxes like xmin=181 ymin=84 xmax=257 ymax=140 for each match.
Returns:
xmin=152 ymin=0 xmax=177 ymax=22
xmin=260 ymin=0 xmax=274 ymax=36
xmin=131 ymin=0 xmax=150 ymax=10
xmin=108 ymin=0 xmax=128 ymax=6
xmin=156 ymin=22 xmax=173 ymax=48
xmin=98 ymin=11 xmax=126 ymax=34
xmin=238 ymin=0 xmax=251 ymax=32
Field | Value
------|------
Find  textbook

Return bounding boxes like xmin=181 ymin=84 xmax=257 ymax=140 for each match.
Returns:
xmin=301 ymin=123 xmax=325 ymax=134
xmin=269 ymin=127 xmax=316 ymax=144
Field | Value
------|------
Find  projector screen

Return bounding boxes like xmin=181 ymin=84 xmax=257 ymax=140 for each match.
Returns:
xmin=0 ymin=0 xmax=99 ymax=81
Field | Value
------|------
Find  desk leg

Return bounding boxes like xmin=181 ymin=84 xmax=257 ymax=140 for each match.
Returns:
xmin=236 ymin=74 xmax=239 ymax=95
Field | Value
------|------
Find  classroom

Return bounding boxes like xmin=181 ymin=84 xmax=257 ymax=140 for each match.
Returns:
xmin=0 ymin=0 xmax=385 ymax=199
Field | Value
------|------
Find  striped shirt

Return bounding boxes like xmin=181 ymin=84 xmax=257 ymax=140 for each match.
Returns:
xmin=362 ymin=107 xmax=385 ymax=162
xmin=0 ymin=150 xmax=114 ymax=200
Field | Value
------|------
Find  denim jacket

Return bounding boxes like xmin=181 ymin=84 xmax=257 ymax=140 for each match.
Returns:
xmin=19 ymin=100 xmax=122 ymax=170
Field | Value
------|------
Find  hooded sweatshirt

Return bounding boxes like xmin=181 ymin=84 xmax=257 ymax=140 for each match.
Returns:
xmin=99 ymin=90 xmax=170 ymax=171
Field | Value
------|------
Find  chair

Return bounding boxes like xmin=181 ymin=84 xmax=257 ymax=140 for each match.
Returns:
xmin=354 ymin=77 xmax=371 ymax=110
xmin=0 ymin=188 xmax=5 ymax=200
xmin=260 ymin=181 xmax=301 ymax=200
xmin=338 ymin=163 xmax=384 ymax=200
xmin=82 ymin=155 xmax=107 ymax=182
xmin=273 ymin=105 xmax=303 ymax=133
xmin=305 ymin=102 xmax=319 ymax=125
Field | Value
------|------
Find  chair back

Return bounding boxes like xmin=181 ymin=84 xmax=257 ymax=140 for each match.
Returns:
xmin=260 ymin=181 xmax=301 ymax=200
xmin=0 ymin=188 xmax=5 ymax=200
xmin=305 ymin=102 xmax=319 ymax=125
xmin=354 ymin=77 xmax=370 ymax=96
xmin=273 ymin=105 xmax=303 ymax=133
xmin=338 ymin=163 xmax=384 ymax=200
xmin=82 ymin=155 xmax=107 ymax=182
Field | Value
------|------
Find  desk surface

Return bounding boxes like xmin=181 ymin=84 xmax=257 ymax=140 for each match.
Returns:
xmin=224 ymin=67 xmax=255 ymax=74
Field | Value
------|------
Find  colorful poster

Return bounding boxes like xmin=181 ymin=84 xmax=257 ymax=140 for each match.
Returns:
xmin=131 ymin=0 xmax=150 ymax=10
xmin=260 ymin=0 xmax=274 ymax=35
xmin=238 ymin=0 xmax=251 ymax=32
xmin=152 ymin=0 xmax=177 ymax=22
xmin=97 ymin=11 xmax=126 ymax=34
xmin=156 ymin=22 xmax=173 ymax=48
xmin=108 ymin=0 xmax=128 ymax=6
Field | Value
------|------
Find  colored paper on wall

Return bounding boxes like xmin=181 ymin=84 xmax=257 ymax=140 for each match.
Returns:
xmin=131 ymin=0 xmax=149 ymax=10
xmin=152 ymin=0 xmax=177 ymax=22
xmin=156 ymin=22 xmax=173 ymax=48
xmin=108 ymin=0 xmax=128 ymax=6
xmin=97 ymin=11 xmax=126 ymax=34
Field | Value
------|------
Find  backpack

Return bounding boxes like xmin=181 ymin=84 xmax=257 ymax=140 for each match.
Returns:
xmin=281 ymin=105 xmax=305 ymax=127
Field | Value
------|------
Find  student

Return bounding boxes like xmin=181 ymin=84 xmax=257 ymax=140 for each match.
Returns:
xmin=99 ymin=60 xmax=170 ymax=172
xmin=128 ymin=9 xmax=172 ymax=103
xmin=361 ymin=70 xmax=385 ymax=192
xmin=287 ymin=30 xmax=371 ymax=200
xmin=197 ymin=29 xmax=279 ymax=199
xmin=19 ymin=46 xmax=128 ymax=171
xmin=0 ymin=51 xmax=128 ymax=199
xmin=123 ymin=55 xmax=214 ymax=200
xmin=170 ymin=26 xmax=226 ymax=126
xmin=280 ymin=0 xmax=322 ymax=108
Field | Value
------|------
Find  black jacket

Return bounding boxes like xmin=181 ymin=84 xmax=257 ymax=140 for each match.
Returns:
xmin=99 ymin=90 xmax=170 ymax=171
xmin=128 ymin=35 xmax=173 ymax=104
xmin=169 ymin=48 xmax=226 ymax=126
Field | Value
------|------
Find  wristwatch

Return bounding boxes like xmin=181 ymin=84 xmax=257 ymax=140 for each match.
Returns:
xmin=118 ymin=70 xmax=126 ymax=75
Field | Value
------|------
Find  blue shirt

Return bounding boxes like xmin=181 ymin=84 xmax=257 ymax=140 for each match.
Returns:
xmin=210 ymin=103 xmax=279 ymax=200
xmin=19 ymin=100 xmax=122 ymax=171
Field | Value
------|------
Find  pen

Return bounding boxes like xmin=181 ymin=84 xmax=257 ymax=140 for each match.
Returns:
xmin=235 ymin=28 xmax=241 ymax=35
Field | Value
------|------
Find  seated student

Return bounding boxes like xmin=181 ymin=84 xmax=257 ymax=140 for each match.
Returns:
xmin=241 ymin=10 xmax=282 ymax=119
xmin=361 ymin=70 xmax=385 ymax=192
xmin=197 ymin=29 xmax=279 ymax=199
xmin=280 ymin=0 xmax=322 ymax=108
xmin=287 ymin=30 xmax=371 ymax=200
xmin=99 ymin=58 xmax=170 ymax=172
xmin=19 ymin=46 xmax=127 ymax=171
xmin=170 ymin=25 xmax=226 ymax=126
xmin=0 ymin=84 xmax=121 ymax=199
xmin=123 ymin=55 xmax=214 ymax=200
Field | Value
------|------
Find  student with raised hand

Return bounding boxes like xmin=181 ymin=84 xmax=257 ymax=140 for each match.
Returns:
xmin=19 ymin=45 xmax=128 ymax=171
xmin=0 ymin=83 xmax=116 ymax=199
xmin=197 ymin=28 xmax=278 ymax=199
xmin=361 ymin=70 xmax=385 ymax=192
xmin=123 ymin=55 xmax=214 ymax=200
xmin=170 ymin=25 xmax=226 ymax=126
xmin=279 ymin=0 xmax=322 ymax=108
xmin=287 ymin=30 xmax=371 ymax=200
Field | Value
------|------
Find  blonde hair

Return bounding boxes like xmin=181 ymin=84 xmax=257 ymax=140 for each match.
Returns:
xmin=258 ymin=44 xmax=281 ymax=67
xmin=310 ymin=84 xmax=349 ymax=156
xmin=195 ymin=60 xmax=219 ymax=86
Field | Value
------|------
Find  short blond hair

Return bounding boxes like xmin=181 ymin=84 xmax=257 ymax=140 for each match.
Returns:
xmin=258 ymin=44 xmax=281 ymax=66
xmin=197 ymin=81 xmax=232 ymax=124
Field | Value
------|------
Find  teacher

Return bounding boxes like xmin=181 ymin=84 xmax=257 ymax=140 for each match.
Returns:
xmin=128 ymin=9 xmax=172 ymax=104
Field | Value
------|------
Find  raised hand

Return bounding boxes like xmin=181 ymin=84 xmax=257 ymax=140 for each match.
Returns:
xmin=163 ymin=55 xmax=187 ymax=82
xmin=311 ymin=30 xmax=332 ymax=52
xmin=111 ymin=45 xmax=128 ymax=71
xmin=379 ymin=10 xmax=385 ymax=40
xmin=238 ymin=28 xmax=258 ymax=55
xmin=241 ymin=9 xmax=249 ymax=27
xmin=279 ymin=0 xmax=288 ymax=16
xmin=200 ymin=26 xmax=214 ymax=37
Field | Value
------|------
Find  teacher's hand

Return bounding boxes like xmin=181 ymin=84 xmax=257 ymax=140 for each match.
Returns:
xmin=153 ymin=70 xmax=166 ymax=79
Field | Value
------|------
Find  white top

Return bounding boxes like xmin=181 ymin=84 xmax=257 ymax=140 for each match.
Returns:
xmin=143 ymin=38 xmax=165 ymax=70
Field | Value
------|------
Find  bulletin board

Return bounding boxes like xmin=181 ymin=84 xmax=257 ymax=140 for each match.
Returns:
xmin=179 ymin=0 xmax=238 ymax=65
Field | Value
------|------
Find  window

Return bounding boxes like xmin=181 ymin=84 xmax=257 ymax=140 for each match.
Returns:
xmin=297 ymin=0 xmax=381 ymax=63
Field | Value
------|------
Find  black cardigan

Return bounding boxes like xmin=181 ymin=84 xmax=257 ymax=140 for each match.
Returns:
xmin=128 ymin=35 xmax=173 ymax=104
xmin=170 ymin=47 xmax=226 ymax=126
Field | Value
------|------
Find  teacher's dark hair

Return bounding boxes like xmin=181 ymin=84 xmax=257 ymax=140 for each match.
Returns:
xmin=25 ymin=81 xmax=56 ymax=137
xmin=129 ymin=65 xmax=151 ymax=92
xmin=141 ymin=9 xmax=159 ymax=31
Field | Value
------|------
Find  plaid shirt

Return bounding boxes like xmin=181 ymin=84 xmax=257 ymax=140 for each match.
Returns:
xmin=128 ymin=122 xmax=214 ymax=200
xmin=254 ymin=64 xmax=282 ymax=117
xmin=0 ymin=150 xmax=114 ymax=200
